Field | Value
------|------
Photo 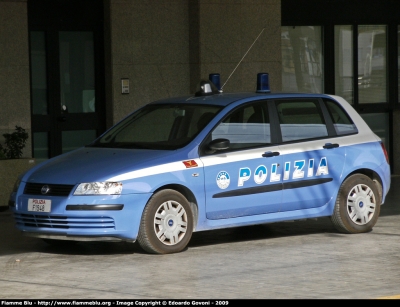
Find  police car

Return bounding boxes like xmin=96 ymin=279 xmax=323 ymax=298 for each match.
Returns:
xmin=9 ymin=73 xmax=391 ymax=254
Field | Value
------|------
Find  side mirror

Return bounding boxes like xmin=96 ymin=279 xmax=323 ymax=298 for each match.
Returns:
xmin=208 ymin=138 xmax=230 ymax=151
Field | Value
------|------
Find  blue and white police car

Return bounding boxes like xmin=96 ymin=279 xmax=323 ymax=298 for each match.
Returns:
xmin=9 ymin=73 xmax=391 ymax=254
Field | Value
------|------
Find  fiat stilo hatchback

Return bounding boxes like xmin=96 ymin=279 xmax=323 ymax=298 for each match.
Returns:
xmin=9 ymin=73 xmax=391 ymax=254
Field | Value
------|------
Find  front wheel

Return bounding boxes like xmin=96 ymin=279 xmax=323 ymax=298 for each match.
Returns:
xmin=137 ymin=189 xmax=193 ymax=254
xmin=331 ymin=174 xmax=381 ymax=233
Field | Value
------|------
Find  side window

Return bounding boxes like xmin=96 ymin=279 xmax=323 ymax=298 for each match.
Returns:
xmin=276 ymin=100 xmax=328 ymax=142
xmin=211 ymin=102 xmax=270 ymax=150
xmin=324 ymin=99 xmax=358 ymax=135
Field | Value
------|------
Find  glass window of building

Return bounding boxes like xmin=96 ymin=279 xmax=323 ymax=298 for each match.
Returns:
xmin=30 ymin=31 xmax=48 ymax=115
xmin=398 ymin=26 xmax=400 ymax=103
xmin=335 ymin=25 xmax=354 ymax=104
xmin=281 ymin=26 xmax=323 ymax=93
xmin=358 ymin=25 xmax=387 ymax=104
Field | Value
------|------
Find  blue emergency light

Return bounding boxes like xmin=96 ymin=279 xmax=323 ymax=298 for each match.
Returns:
xmin=209 ymin=73 xmax=221 ymax=91
xmin=256 ymin=73 xmax=270 ymax=93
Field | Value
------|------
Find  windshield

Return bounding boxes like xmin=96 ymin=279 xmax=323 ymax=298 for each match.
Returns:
xmin=90 ymin=104 xmax=222 ymax=150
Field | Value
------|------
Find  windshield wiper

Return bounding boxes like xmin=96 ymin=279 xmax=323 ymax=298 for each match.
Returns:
xmin=88 ymin=142 xmax=149 ymax=149
xmin=113 ymin=142 xmax=151 ymax=149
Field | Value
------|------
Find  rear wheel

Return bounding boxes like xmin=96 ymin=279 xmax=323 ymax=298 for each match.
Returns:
xmin=137 ymin=189 xmax=193 ymax=254
xmin=331 ymin=174 xmax=380 ymax=233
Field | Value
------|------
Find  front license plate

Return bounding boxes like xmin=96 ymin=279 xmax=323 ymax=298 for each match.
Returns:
xmin=28 ymin=199 xmax=52 ymax=212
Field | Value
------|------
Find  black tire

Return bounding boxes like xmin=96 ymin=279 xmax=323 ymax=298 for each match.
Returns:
xmin=331 ymin=174 xmax=381 ymax=234
xmin=137 ymin=189 xmax=193 ymax=254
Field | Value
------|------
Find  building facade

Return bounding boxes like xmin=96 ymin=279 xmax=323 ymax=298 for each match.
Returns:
xmin=0 ymin=0 xmax=281 ymax=162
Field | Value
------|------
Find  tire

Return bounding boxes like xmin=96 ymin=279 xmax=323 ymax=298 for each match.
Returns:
xmin=137 ymin=189 xmax=193 ymax=254
xmin=331 ymin=174 xmax=381 ymax=234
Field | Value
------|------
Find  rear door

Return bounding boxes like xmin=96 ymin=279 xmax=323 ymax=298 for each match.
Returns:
xmin=273 ymin=98 xmax=346 ymax=211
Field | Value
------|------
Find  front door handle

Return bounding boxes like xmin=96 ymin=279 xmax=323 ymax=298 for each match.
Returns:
xmin=57 ymin=116 xmax=67 ymax=122
xmin=323 ymin=143 xmax=339 ymax=149
xmin=262 ymin=151 xmax=280 ymax=157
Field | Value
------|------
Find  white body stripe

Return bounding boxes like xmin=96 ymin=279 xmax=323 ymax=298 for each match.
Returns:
xmin=107 ymin=159 xmax=204 ymax=181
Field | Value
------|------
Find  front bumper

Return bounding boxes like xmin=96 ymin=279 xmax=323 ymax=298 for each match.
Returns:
xmin=11 ymin=193 xmax=152 ymax=242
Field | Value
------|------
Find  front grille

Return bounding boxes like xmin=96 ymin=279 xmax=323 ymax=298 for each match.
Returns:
xmin=24 ymin=183 xmax=75 ymax=196
xmin=14 ymin=213 xmax=115 ymax=229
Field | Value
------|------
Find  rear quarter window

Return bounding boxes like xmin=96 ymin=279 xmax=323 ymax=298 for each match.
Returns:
xmin=323 ymin=98 xmax=358 ymax=135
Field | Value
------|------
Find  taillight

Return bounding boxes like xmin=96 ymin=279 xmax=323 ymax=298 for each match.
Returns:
xmin=380 ymin=142 xmax=389 ymax=164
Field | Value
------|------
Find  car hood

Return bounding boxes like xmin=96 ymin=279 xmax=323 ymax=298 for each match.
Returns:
xmin=25 ymin=147 xmax=177 ymax=184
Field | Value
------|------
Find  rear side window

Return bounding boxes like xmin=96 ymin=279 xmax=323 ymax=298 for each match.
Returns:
xmin=276 ymin=100 xmax=328 ymax=142
xmin=324 ymin=99 xmax=358 ymax=135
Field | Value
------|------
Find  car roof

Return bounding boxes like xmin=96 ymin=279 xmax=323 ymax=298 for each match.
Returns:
xmin=149 ymin=92 xmax=335 ymax=107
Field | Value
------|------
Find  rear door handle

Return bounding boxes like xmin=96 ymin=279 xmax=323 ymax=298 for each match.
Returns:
xmin=262 ymin=151 xmax=280 ymax=157
xmin=323 ymin=143 xmax=339 ymax=149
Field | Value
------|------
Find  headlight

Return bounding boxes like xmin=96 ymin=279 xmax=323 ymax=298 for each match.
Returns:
xmin=74 ymin=182 xmax=123 ymax=195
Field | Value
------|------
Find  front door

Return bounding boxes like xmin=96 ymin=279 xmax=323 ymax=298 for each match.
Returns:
xmin=28 ymin=0 xmax=105 ymax=160
xmin=200 ymin=100 xmax=283 ymax=220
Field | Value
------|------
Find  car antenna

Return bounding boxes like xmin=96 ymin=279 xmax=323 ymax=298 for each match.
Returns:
xmin=220 ymin=27 xmax=266 ymax=92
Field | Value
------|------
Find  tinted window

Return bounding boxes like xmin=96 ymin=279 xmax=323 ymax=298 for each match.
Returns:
xmin=276 ymin=100 xmax=328 ymax=142
xmin=211 ymin=102 xmax=270 ymax=150
xmin=91 ymin=104 xmax=222 ymax=150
